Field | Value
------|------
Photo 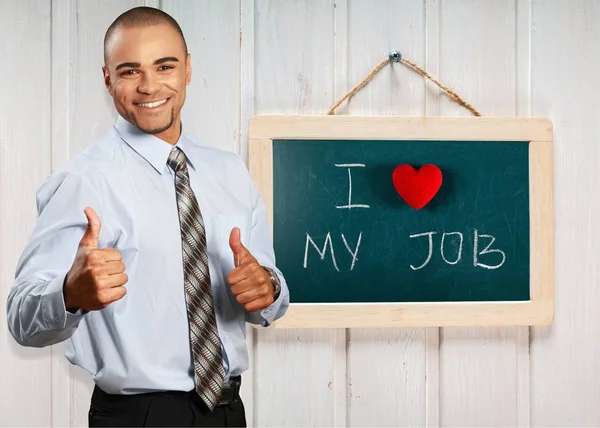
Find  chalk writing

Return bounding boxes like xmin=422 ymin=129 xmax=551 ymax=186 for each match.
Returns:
xmin=409 ymin=232 xmax=436 ymax=270
xmin=304 ymin=232 xmax=339 ymax=272
xmin=341 ymin=232 xmax=362 ymax=271
xmin=409 ymin=229 xmax=506 ymax=270
xmin=335 ymin=164 xmax=370 ymax=209
xmin=303 ymin=232 xmax=363 ymax=271
xmin=302 ymin=164 xmax=506 ymax=274
xmin=441 ymin=232 xmax=463 ymax=265
xmin=473 ymin=229 xmax=506 ymax=269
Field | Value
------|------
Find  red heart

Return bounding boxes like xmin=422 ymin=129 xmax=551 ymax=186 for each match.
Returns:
xmin=392 ymin=164 xmax=443 ymax=209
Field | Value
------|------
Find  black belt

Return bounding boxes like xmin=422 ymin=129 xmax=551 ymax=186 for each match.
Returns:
xmin=92 ymin=376 xmax=242 ymax=408
xmin=217 ymin=376 xmax=242 ymax=406
xmin=160 ymin=376 xmax=241 ymax=407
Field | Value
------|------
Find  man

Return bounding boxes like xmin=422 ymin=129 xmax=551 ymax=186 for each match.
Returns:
xmin=6 ymin=6 xmax=289 ymax=427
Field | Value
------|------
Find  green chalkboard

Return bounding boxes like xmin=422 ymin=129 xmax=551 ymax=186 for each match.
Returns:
xmin=273 ymin=139 xmax=530 ymax=304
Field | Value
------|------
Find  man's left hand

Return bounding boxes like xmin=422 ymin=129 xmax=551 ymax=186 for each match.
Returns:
xmin=227 ymin=227 xmax=275 ymax=312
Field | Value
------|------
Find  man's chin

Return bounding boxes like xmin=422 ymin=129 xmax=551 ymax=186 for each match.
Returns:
xmin=139 ymin=123 xmax=171 ymax=135
xmin=133 ymin=115 xmax=173 ymax=135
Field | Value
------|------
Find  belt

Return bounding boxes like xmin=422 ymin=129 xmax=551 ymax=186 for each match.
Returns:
xmin=161 ymin=376 xmax=242 ymax=407
xmin=92 ymin=376 xmax=242 ymax=408
xmin=217 ymin=376 xmax=242 ymax=406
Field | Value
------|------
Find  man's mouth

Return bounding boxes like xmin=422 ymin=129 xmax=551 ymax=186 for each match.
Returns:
xmin=135 ymin=98 xmax=169 ymax=108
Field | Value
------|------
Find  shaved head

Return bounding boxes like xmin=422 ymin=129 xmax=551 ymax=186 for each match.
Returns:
xmin=104 ymin=6 xmax=188 ymax=65
xmin=102 ymin=6 xmax=192 ymax=144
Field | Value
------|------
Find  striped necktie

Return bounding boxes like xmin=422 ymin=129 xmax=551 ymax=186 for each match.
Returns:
xmin=167 ymin=146 xmax=224 ymax=410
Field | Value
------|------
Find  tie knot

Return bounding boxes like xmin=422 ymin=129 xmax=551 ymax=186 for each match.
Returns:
xmin=167 ymin=147 xmax=186 ymax=172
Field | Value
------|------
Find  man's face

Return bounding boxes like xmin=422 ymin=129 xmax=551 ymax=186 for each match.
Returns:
xmin=103 ymin=23 xmax=191 ymax=142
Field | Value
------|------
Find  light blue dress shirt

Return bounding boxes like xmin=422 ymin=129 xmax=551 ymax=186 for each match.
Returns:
xmin=6 ymin=116 xmax=289 ymax=394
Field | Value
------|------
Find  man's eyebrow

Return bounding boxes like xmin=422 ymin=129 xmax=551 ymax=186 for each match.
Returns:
xmin=154 ymin=57 xmax=179 ymax=65
xmin=115 ymin=62 xmax=141 ymax=71
xmin=115 ymin=57 xmax=179 ymax=71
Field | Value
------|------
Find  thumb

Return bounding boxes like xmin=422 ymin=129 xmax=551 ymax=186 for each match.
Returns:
xmin=79 ymin=207 xmax=101 ymax=249
xmin=229 ymin=227 xmax=248 ymax=267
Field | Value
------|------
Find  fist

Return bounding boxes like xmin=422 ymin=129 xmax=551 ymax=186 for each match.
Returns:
xmin=63 ymin=207 xmax=128 ymax=312
xmin=227 ymin=227 xmax=275 ymax=312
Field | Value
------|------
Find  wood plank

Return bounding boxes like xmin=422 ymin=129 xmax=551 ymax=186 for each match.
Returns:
xmin=252 ymin=1 xmax=337 ymax=426
xmin=51 ymin=0 xmax=73 ymax=426
xmin=344 ymin=2 xmax=426 ymax=426
xmin=162 ymin=0 xmax=241 ymax=154
xmin=68 ymin=1 xmax=147 ymax=158
xmin=348 ymin=328 xmax=426 ymax=427
xmin=267 ymin=301 xmax=552 ymax=329
xmin=437 ymin=1 xmax=520 ymax=426
xmin=332 ymin=2 xmax=349 ymax=426
xmin=441 ymin=327 xmax=519 ymax=426
xmin=425 ymin=0 xmax=442 ymax=425
xmin=254 ymin=328 xmax=337 ymax=426
xmin=0 ymin=1 xmax=53 ymax=427
xmin=240 ymin=0 xmax=256 ymax=164
xmin=248 ymin=115 xmax=553 ymax=141
xmin=530 ymin=0 xmax=600 ymax=425
xmin=343 ymin=0 xmax=426 ymax=117
xmin=529 ymin=141 xmax=553 ymax=303
xmin=516 ymin=0 xmax=533 ymax=425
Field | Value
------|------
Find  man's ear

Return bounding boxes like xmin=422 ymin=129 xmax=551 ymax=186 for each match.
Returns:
xmin=102 ymin=66 xmax=112 ymax=93
xmin=186 ymin=54 xmax=192 ymax=85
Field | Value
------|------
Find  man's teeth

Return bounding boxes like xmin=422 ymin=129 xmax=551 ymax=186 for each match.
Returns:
xmin=137 ymin=99 xmax=167 ymax=108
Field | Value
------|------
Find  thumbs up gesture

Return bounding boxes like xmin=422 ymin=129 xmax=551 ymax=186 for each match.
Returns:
xmin=63 ymin=207 xmax=128 ymax=312
xmin=227 ymin=227 xmax=275 ymax=312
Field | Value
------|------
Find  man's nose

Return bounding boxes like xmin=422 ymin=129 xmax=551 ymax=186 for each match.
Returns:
xmin=138 ymin=72 xmax=160 ymax=94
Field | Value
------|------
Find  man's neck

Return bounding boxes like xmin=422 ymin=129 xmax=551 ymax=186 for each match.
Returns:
xmin=154 ymin=121 xmax=182 ymax=146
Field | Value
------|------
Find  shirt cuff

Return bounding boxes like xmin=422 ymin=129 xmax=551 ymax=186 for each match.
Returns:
xmin=41 ymin=273 xmax=86 ymax=330
xmin=258 ymin=269 xmax=288 ymax=326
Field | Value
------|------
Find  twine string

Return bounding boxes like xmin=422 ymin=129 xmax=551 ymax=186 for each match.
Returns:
xmin=327 ymin=53 xmax=482 ymax=116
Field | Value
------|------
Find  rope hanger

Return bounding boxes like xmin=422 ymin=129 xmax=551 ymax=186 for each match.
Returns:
xmin=327 ymin=50 xmax=482 ymax=117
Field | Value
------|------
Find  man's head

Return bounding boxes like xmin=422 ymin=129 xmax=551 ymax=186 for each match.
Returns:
xmin=103 ymin=7 xmax=191 ymax=144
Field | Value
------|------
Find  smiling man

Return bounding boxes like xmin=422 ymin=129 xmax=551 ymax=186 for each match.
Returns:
xmin=103 ymin=13 xmax=190 ymax=143
xmin=6 ymin=6 xmax=289 ymax=427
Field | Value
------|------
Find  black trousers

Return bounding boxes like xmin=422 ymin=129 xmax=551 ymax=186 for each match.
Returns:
xmin=88 ymin=384 xmax=246 ymax=427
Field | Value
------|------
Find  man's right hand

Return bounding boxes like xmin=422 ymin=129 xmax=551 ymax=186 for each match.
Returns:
xmin=63 ymin=207 xmax=128 ymax=312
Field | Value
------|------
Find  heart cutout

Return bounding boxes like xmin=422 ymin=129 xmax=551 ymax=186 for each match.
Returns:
xmin=392 ymin=164 xmax=443 ymax=209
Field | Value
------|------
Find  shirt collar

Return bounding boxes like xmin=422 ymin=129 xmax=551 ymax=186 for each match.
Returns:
xmin=115 ymin=115 xmax=196 ymax=174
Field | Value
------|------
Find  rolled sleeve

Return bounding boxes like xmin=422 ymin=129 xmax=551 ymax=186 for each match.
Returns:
xmin=41 ymin=272 xmax=86 ymax=330
xmin=6 ymin=169 xmax=108 ymax=347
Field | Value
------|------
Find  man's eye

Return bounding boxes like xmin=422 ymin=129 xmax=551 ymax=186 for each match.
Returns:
xmin=121 ymin=70 xmax=138 ymax=76
xmin=159 ymin=65 xmax=173 ymax=71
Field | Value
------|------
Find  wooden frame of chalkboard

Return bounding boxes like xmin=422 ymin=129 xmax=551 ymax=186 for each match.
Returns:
xmin=248 ymin=115 xmax=553 ymax=328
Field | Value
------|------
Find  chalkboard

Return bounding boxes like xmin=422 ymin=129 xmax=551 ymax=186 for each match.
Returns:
xmin=273 ymin=139 xmax=529 ymax=303
xmin=249 ymin=115 xmax=553 ymax=327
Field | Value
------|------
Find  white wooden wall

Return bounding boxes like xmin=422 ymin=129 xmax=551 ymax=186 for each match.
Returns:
xmin=1 ymin=0 xmax=598 ymax=427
